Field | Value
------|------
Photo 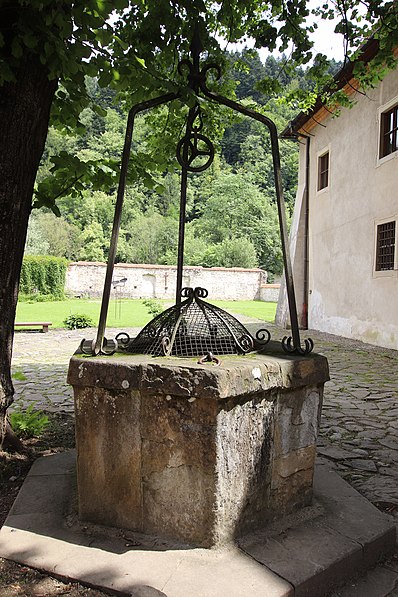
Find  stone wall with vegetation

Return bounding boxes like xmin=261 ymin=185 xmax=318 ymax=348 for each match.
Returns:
xmin=20 ymin=255 xmax=68 ymax=300
xmin=65 ymin=261 xmax=267 ymax=301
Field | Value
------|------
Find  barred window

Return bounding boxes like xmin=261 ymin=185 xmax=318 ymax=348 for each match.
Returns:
xmin=380 ymin=104 xmax=398 ymax=159
xmin=317 ymin=152 xmax=329 ymax=191
xmin=375 ymin=221 xmax=396 ymax=271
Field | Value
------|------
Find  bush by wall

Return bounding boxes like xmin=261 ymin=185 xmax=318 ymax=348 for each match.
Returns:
xmin=20 ymin=256 xmax=68 ymax=299
xmin=63 ymin=313 xmax=94 ymax=329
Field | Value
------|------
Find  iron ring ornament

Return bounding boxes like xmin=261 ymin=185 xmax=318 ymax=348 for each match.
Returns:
xmin=197 ymin=352 xmax=221 ymax=366
xmin=176 ymin=130 xmax=214 ymax=172
xmin=181 ymin=287 xmax=208 ymax=299
xmin=115 ymin=332 xmax=130 ymax=347
xmin=180 ymin=286 xmax=194 ymax=298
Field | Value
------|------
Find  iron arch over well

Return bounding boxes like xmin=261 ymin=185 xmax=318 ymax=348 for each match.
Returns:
xmin=86 ymin=28 xmax=313 ymax=358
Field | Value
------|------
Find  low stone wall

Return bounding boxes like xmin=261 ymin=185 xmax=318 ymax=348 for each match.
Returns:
xmin=65 ymin=262 xmax=267 ymax=301
xmin=259 ymin=283 xmax=280 ymax=302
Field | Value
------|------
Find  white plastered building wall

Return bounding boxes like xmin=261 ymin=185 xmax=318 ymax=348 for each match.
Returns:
xmin=277 ymin=65 xmax=398 ymax=350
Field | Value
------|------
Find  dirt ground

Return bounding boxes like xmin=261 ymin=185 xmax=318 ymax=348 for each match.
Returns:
xmin=0 ymin=414 xmax=113 ymax=596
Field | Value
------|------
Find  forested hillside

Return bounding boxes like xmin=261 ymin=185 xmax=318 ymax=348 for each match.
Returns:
xmin=26 ymin=50 xmax=337 ymax=278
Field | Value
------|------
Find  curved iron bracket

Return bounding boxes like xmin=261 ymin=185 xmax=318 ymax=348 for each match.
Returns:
xmin=282 ymin=335 xmax=314 ymax=356
xmin=79 ymin=337 xmax=118 ymax=356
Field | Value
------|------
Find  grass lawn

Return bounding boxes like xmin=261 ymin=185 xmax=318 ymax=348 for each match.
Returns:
xmin=15 ymin=298 xmax=276 ymax=329
xmin=210 ymin=300 xmax=276 ymax=322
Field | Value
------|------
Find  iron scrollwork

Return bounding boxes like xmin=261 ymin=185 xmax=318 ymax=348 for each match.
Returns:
xmin=282 ymin=335 xmax=314 ymax=356
xmin=237 ymin=334 xmax=255 ymax=353
xmin=176 ymin=105 xmax=214 ymax=173
xmin=197 ymin=351 xmax=221 ymax=366
xmin=161 ymin=336 xmax=172 ymax=356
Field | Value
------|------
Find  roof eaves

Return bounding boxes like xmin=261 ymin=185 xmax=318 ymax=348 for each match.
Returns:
xmin=280 ymin=37 xmax=379 ymax=139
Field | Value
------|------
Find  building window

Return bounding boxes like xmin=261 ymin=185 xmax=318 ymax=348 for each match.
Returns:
xmin=317 ymin=151 xmax=329 ymax=191
xmin=380 ymin=104 xmax=398 ymax=159
xmin=375 ymin=221 xmax=396 ymax=271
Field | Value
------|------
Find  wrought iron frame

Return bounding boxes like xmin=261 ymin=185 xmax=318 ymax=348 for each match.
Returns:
xmin=86 ymin=29 xmax=313 ymax=357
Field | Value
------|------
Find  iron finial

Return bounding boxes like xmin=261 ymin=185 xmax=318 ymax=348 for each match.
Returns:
xmin=190 ymin=23 xmax=204 ymax=71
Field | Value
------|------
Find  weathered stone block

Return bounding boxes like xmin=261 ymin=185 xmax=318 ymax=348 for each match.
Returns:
xmin=74 ymin=386 xmax=142 ymax=531
xmin=270 ymin=446 xmax=317 ymax=514
xmin=274 ymin=388 xmax=323 ymax=456
xmin=272 ymin=446 xmax=316 ymax=480
xmin=68 ymin=351 xmax=329 ymax=547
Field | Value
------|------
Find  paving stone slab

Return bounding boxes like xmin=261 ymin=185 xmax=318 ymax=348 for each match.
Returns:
xmin=28 ymin=450 xmax=76 ymax=476
xmin=351 ymin=449 xmax=368 ymax=457
xmin=1 ymin=452 xmax=395 ymax=597
xmin=344 ymin=459 xmax=378 ymax=472
xmin=131 ymin=588 xmax=167 ymax=597
xmin=0 ymin=527 xmax=293 ymax=597
xmin=330 ymin=565 xmax=398 ymax=596
xmin=0 ymin=451 xmax=293 ymax=597
xmin=315 ymin=465 xmax=396 ymax=568
xmin=8 ymin=475 xmax=73 ymax=517
xmin=380 ymin=439 xmax=398 ymax=451
xmin=240 ymin=523 xmax=363 ymax=597
xmin=239 ymin=463 xmax=396 ymax=597
xmin=317 ymin=446 xmax=356 ymax=461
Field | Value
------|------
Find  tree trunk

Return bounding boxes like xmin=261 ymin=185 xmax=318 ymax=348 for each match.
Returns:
xmin=0 ymin=56 xmax=57 ymax=448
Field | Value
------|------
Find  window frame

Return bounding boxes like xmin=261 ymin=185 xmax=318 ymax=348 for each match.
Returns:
xmin=377 ymin=96 xmax=398 ymax=166
xmin=380 ymin=105 xmax=398 ymax=159
xmin=317 ymin=148 xmax=330 ymax=193
xmin=373 ymin=216 xmax=398 ymax=278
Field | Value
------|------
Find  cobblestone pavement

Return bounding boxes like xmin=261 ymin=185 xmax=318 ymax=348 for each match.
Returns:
xmin=304 ymin=328 xmax=398 ymax=510
xmin=10 ymin=323 xmax=398 ymax=510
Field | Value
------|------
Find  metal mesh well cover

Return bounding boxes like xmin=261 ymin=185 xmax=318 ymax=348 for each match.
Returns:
xmin=117 ymin=287 xmax=270 ymax=357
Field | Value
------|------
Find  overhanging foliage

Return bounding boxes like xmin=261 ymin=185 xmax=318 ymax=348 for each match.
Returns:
xmin=1 ymin=1 xmax=396 ymax=213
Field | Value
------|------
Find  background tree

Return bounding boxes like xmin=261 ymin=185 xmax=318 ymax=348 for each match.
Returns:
xmin=25 ymin=212 xmax=81 ymax=259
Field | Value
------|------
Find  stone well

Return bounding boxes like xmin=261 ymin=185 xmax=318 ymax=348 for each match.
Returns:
xmin=67 ymin=346 xmax=329 ymax=547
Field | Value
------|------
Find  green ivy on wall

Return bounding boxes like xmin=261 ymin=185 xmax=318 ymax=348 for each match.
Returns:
xmin=20 ymin=256 xmax=68 ymax=299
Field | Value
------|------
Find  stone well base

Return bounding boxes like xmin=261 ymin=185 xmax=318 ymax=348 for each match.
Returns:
xmin=68 ymin=347 xmax=329 ymax=547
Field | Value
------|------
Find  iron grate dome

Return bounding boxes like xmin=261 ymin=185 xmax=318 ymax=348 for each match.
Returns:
xmin=116 ymin=287 xmax=271 ymax=358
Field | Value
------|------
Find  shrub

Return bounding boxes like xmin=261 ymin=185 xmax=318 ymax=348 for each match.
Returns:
xmin=63 ymin=313 xmax=94 ymax=329
xmin=20 ymin=256 xmax=68 ymax=299
xmin=142 ymin=299 xmax=164 ymax=318
xmin=218 ymin=237 xmax=258 ymax=268
xmin=9 ymin=403 xmax=49 ymax=438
